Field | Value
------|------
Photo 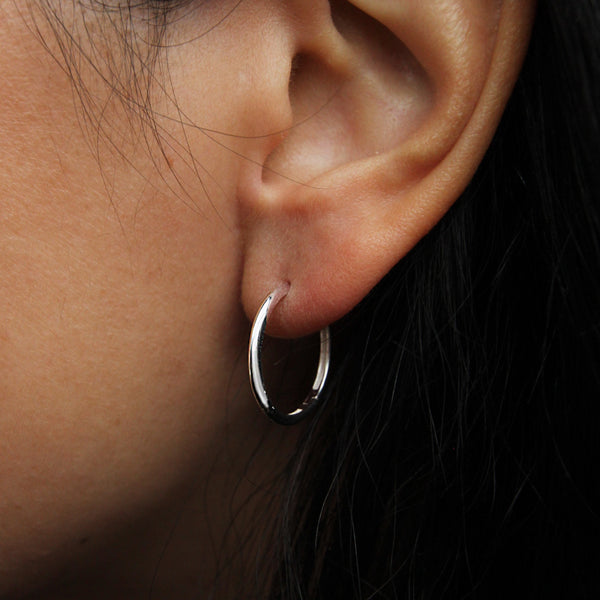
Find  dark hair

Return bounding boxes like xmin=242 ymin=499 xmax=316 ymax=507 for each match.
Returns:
xmin=270 ymin=2 xmax=600 ymax=598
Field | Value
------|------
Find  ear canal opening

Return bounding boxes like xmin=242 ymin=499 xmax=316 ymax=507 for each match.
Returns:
xmin=261 ymin=48 xmax=348 ymax=186
xmin=261 ymin=3 xmax=432 ymax=188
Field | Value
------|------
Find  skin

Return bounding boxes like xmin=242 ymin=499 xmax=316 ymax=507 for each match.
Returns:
xmin=0 ymin=1 xmax=535 ymax=598
xmin=0 ymin=1 xmax=295 ymax=597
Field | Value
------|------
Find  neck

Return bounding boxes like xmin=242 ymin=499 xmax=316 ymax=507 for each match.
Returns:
xmin=20 ymin=412 xmax=299 ymax=600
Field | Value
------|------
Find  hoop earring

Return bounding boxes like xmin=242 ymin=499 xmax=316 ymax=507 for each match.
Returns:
xmin=248 ymin=292 xmax=331 ymax=426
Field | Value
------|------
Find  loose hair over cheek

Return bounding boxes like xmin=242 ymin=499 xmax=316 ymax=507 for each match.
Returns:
xmin=26 ymin=0 xmax=186 ymax=167
xmin=269 ymin=2 xmax=600 ymax=599
xmin=26 ymin=0 xmax=231 ymax=213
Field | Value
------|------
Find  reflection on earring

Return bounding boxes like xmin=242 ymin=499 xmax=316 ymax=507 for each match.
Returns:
xmin=248 ymin=291 xmax=331 ymax=426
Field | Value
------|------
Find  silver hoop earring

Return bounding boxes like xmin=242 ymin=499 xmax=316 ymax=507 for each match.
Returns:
xmin=248 ymin=292 xmax=331 ymax=426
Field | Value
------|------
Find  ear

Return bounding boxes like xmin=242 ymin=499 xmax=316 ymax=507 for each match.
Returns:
xmin=239 ymin=0 xmax=536 ymax=337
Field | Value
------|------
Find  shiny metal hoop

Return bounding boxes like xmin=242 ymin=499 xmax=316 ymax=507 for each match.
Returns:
xmin=248 ymin=292 xmax=331 ymax=426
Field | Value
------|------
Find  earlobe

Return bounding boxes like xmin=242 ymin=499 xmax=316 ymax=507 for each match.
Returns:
xmin=239 ymin=0 xmax=536 ymax=338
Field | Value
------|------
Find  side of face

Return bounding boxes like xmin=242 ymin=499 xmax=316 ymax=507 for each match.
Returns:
xmin=0 ymin=1 xmax=282 ymax=593
xmin=0 ymin=0 xmax=535 ymax=595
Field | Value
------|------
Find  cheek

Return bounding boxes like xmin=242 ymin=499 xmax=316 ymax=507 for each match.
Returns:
xmin=0 ymin=214 xmax=247 ymax=592
xmin=0 ymin=8 xmax=249 ymax=592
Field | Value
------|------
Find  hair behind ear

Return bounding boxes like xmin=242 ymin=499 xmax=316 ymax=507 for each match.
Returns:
xmin=269 ymin=2 xmax=600 ymax=598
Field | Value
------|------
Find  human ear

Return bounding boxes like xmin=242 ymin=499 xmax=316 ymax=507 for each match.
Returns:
xmin=238 ymin=0 xmax=536 ymax=337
